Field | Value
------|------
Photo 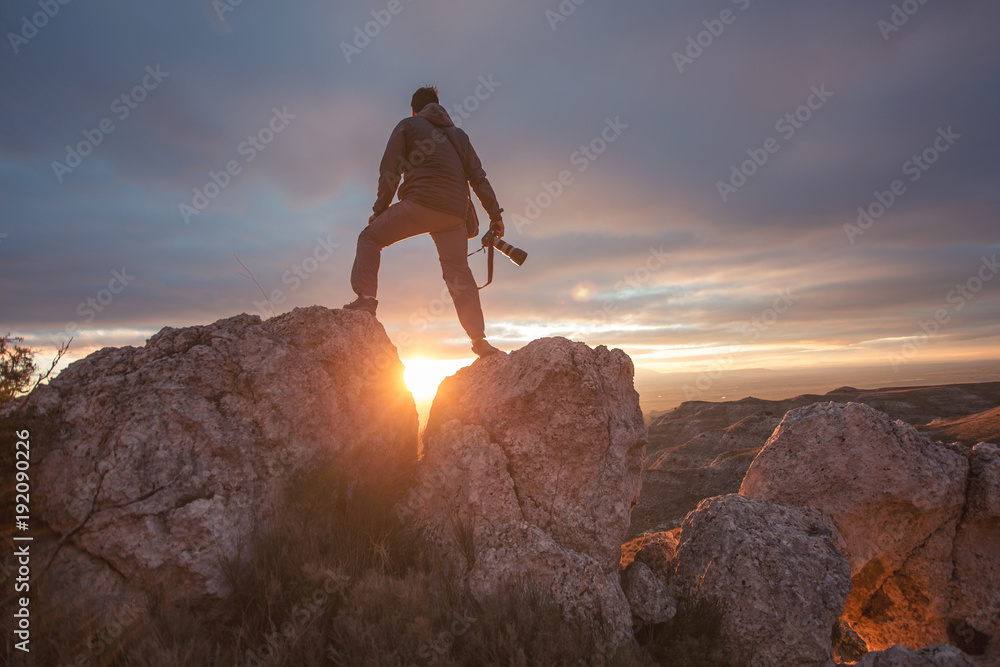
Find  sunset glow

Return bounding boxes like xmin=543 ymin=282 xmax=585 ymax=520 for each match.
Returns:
xmin=402 ymin=357 xmax=472 ymax=403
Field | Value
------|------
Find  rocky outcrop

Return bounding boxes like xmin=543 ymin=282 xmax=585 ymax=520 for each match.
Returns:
xmin=665 ymin=494 xmax=851 ymax=666
xmin=24 ymin=307 xmax=417 ymax=625
xmin=403 ymin=337 xmax=646 ymax=642
xmin=740 ymin=401 xmax=999 ymax=658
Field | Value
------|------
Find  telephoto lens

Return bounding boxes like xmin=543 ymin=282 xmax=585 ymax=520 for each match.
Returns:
xmin=494 ymin=239 xmax=527 ymax=266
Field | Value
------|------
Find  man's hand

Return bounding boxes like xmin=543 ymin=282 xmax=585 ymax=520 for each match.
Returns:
xmin=491 ymin=219 xmax=504 ymax=238
xmin=368 ymin=214 xmax=378 ymax=225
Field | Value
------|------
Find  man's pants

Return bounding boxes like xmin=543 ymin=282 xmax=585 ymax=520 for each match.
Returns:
xmin=350 ymin=198 xmax=486 ymax=341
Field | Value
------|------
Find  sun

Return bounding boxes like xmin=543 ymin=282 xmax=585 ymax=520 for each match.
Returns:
xmin=401 ymin=357 xmax=473 ymax=403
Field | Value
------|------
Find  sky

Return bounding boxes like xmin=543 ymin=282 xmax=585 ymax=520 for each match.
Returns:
xmin=2 ymin=0 xmax=998 ymax=409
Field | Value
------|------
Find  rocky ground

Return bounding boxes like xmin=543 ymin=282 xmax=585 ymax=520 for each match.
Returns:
xmin=2 ymin=309 xmax=996 ymax=666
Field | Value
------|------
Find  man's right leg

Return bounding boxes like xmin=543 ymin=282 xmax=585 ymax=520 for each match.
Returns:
xmin=430 ymin=223 xmax=487 ymax=343
xmin=350 ymin=199 xmax=426 ymax=300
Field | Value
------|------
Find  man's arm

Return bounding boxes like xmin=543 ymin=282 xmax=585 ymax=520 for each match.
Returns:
xmin=373 ymin=120 xmax=408 ymax=218
xmin=460 ymin=135 xmax=504 ymax=231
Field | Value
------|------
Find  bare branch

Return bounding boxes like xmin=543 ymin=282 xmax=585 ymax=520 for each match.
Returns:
xmin=233 ymin=252 xmax=275 ymax=318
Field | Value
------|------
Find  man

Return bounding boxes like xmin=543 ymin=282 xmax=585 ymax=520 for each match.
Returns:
xmin=344 ymin=86 xmax=505 ymax=358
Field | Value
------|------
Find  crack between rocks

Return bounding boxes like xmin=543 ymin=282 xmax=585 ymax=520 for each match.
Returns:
xmin=862 ymin=514 xmax=957 ymax=620
xmin=470 ymin=420 xmax=530 ymax=523
xmin=79 ymin=545 xmax=131 ymax=582
xmin=948 ymin=459 xmax=975 ymax=583
xmin=504 ymin=457 xmax=529 ymax=523
xmin=28 ymin=469 xmax=182 ymax=597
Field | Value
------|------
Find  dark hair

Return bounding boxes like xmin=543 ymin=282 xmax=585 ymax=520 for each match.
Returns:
xmin=410 ymin=86 xmax=439 ymax=114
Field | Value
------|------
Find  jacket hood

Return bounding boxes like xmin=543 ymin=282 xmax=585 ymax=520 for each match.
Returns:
xmin=416 ymin=102 xmax=455 ymax=127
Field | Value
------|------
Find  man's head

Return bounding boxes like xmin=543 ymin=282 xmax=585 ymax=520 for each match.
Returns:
xmin=411 ymin=86 xmax=439 ymax=115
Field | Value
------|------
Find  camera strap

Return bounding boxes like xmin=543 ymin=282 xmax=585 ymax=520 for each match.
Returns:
xmin=468 ymin=242 xmax=494 ymax=290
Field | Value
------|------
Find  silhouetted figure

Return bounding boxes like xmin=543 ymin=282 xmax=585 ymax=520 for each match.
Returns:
xmin=345 ymin=86 xmax=505 ymax=357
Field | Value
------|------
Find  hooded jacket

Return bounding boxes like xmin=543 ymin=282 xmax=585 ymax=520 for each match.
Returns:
xmin=373 ymin=103 xmax=503 ymax=223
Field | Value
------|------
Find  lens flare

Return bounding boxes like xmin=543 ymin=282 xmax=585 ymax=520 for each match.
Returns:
xmin=572 ymin=281 xmax=597 ymax=302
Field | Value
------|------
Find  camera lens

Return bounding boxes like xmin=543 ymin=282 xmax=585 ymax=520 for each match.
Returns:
xmin=494 ymin=240 xmax=527 ymax=266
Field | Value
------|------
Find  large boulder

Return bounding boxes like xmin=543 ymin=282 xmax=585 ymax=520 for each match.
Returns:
xmin=404 ymin=337 xmax=647 ymax=642
xmin=666 ymin=494 xmax=851 ymax=667
xmin=22 ymin=307 xmax=417 ymax=626
xmin=740 ymin=402 xmax=974 ymax=652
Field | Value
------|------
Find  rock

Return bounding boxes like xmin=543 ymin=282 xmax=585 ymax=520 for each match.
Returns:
xmin=405 ymin=337 xmax=647 ymax=642
xmin=947 ymin=442 xmax=1000 ymax=659
xmin=833 ymin=617 xmax=870 ymax=664
xmin=853 ymin=643 xmax=978 ymax=666
xmin=667 ymin=494 xmax=851 ymax=667
xmin=740 ymin=401 xmax=969 ymax=650
xmin=621 ymin=561 xmax=676 ymax=629
xmin=964 ymin=443 xmax=1000 ymax=521
xmin=621 ymin=528 xmax=680 ymax=572
xmin=23 ymin=307 xmax=417 ymax=626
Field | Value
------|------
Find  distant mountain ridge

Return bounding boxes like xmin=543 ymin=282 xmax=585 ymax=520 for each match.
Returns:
xmin=630 ymin=381 xmax=1000 ymax=538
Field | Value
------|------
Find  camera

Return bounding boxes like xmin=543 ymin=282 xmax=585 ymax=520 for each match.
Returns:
xmin=481 ymin=227 xmax=527 ymax=266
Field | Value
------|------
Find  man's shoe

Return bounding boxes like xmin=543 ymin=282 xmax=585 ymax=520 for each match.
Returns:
xmin=472 ymin=338 xmax=504 ymax=357
xmin=343 ymin=295 xmax=378 ymax=314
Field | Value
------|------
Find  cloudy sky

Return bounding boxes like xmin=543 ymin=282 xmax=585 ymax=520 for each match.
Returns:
xmin=2 ymin=0 xmax=998 ymax=404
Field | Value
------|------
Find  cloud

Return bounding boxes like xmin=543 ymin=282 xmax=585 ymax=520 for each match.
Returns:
xmin=1 ymin=0 xmax=998 ymax=385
